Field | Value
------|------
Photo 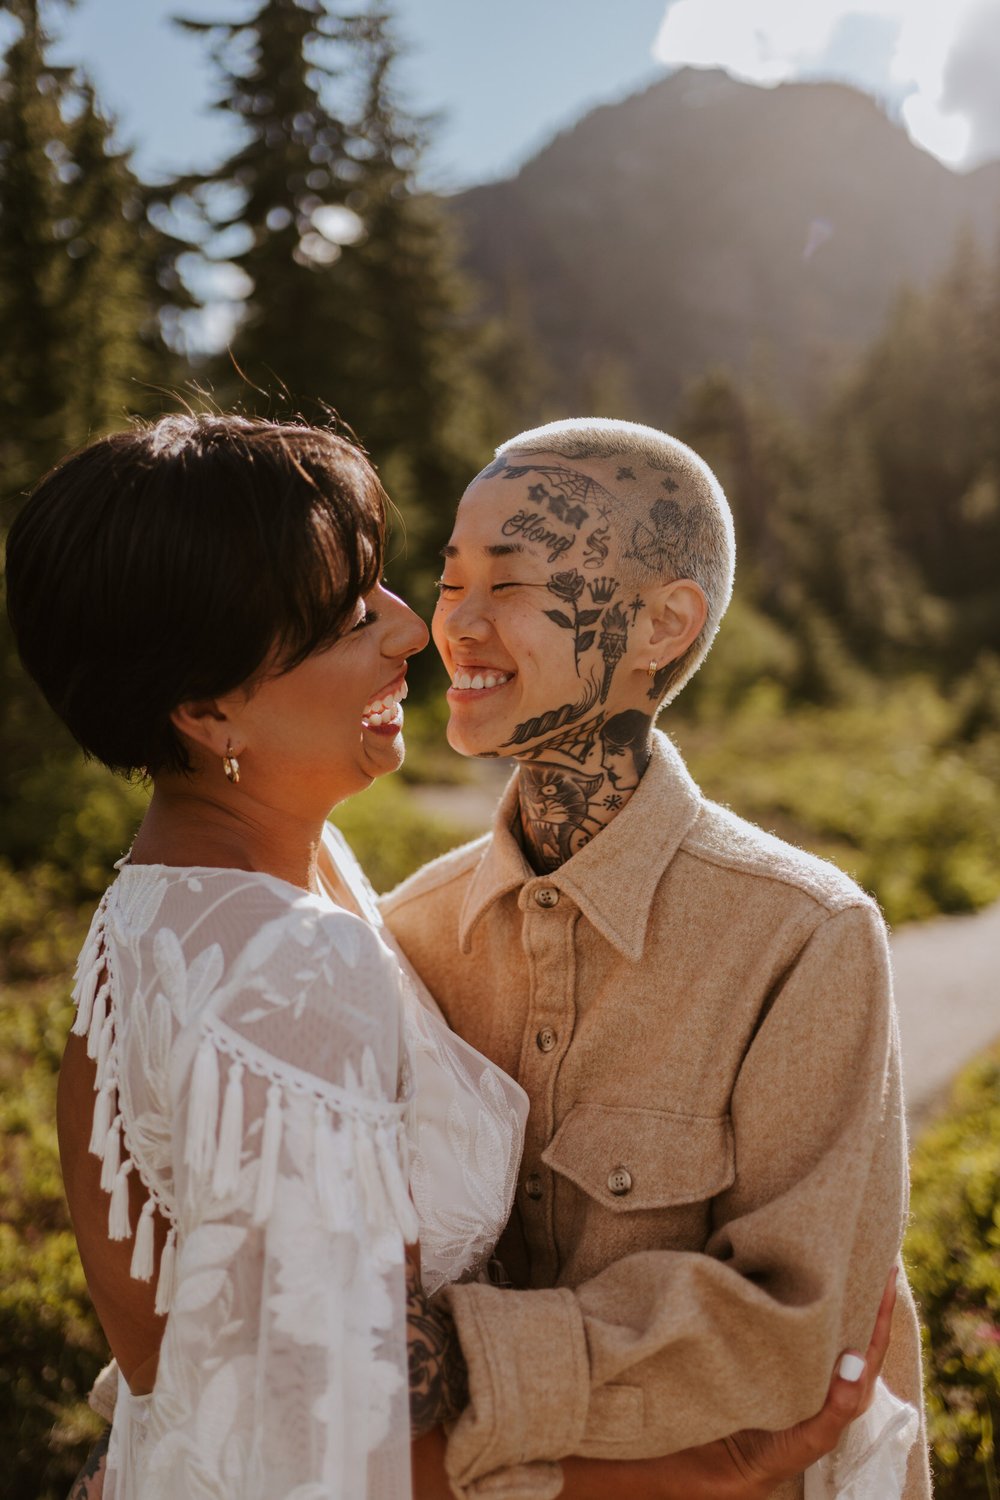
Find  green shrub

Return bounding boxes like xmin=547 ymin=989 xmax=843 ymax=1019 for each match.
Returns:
xmin=672 ymin=676 xmax=1000 ymax=925
xmin=0 ymin=755 xmax=147 ymax=900
xmin=906 ymin=1046 xmax=1000 ymax=1500
xmin=0 ymin=972 xmax=107 ymax=1500
xmin=331 ymin=771 xmax=477 ymax=892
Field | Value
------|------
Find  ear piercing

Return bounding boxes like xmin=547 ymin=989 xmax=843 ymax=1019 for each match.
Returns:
xmin=223 ymin=742 xmax=241 ymax=784
xmin=647 ymin=660 xmax=659 ymax=678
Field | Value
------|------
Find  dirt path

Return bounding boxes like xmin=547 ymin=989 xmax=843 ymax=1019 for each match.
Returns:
xmin=890 ymin=900 xmax=1000 ymax=1125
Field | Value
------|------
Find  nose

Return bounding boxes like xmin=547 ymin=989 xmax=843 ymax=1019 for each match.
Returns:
xmin=380 ymin=585 xmax=429 ymax=659
xmin=434 ymin=588 xmax=491 ymax=645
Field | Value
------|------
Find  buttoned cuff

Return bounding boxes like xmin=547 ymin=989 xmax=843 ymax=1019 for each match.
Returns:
xmin=442 ymin=1283 xmax=590 ymax=1496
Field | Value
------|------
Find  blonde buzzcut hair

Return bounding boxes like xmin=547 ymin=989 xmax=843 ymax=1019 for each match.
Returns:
xmin=496 ymin=417 xmax=735 ymax=704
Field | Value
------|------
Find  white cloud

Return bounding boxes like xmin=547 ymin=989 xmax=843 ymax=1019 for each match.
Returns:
xmin=652 ymin=0 xmax=1000 ymax=168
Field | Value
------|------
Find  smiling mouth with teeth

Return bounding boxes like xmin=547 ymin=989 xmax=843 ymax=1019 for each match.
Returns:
xmin=361 ymin=678 xmax=408 ymax=729
xmin=450 ymin=669 xmax=513 ymax=692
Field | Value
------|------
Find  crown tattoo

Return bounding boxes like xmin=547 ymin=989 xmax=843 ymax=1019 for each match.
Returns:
xmin=587 ymin=577 xmax=619 ymax=604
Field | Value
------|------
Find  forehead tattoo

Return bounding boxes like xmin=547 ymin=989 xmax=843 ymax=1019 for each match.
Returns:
xmin=499 ymin=460 xmax=618 ymax=513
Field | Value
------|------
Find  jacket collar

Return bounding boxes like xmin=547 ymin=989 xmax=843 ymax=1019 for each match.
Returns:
xmin=458 ymin=730 xmax=703 ymax=961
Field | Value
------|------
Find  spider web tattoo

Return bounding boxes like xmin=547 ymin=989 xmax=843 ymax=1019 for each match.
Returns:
xmin=498 ymin=460 xmax=619 ymax=513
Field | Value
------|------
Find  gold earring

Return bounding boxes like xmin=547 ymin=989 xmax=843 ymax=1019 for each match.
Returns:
xmin=647 ymin=660 xmax=659 ymax=678
xmin=223 ymin=743 xmax=241 ymax=784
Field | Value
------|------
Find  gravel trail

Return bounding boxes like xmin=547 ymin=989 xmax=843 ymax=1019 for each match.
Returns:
xmin=890 ymin=900 xmax=1000 ymax=1124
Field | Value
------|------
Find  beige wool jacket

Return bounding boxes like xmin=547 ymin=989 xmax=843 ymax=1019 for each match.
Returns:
xmin=381 ymin=732 xmax=932 ymax=1500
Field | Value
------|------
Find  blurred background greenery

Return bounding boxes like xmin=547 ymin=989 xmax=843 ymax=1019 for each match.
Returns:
xmin=1 ymin=2 xmax=999 ymax=1496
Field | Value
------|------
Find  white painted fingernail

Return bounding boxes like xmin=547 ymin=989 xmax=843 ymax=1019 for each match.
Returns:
xmin=839 ymin=1354 xmax=865 ymax=1382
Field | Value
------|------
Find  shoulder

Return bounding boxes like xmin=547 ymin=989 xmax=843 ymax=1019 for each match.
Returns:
xmin=680 ymin=797 xmax=880 ymax=920
xmin=379 ymin=832 xmax=491 ymax=919
xmin=113 ymin=866 xmax=399 ymax=1006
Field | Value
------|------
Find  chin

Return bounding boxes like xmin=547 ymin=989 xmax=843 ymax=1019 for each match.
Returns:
xmin=445 ymin=718 xmax=501 ymax=760
xmin=373 ymin=740 xmax=406 ymax=776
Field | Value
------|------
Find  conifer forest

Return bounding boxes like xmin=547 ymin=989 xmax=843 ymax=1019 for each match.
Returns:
xmin=1 ymin=3 xmax=998 ymax=1496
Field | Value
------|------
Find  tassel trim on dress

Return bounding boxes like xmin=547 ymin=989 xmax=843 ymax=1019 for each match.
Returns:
xmin=71 ymin=892 xmax=178 ymax=1315
xmin=72 ymin=889 xmax=419 ymax=1327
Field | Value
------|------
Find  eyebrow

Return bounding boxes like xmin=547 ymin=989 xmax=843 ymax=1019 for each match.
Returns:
xmin=440 ymin=543 xmax=526 ymax=559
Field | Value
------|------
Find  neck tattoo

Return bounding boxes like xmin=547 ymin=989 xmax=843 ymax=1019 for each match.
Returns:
xmin=515 ymin=708 xmax=652 ymax=873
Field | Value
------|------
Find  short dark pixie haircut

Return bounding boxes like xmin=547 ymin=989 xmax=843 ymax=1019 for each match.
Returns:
xmin=5 ymin=414 xmax=386 ymax=776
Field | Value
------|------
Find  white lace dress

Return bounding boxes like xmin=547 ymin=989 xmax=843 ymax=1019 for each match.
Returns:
xmin=71 ymin=823 xmax=527 ymax=1500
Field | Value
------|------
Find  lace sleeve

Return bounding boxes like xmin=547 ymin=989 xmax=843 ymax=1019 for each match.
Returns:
xmin=127 ymin=889 xmax=417 ymax=1500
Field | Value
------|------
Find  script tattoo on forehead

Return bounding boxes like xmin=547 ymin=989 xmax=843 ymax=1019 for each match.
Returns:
xmin=501 ymin=508 xmax=574 ymax=563
xmin=489 ymin=457 xmax=628 ymax=570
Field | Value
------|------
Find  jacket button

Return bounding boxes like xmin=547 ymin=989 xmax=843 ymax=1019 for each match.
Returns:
xmin=534 ymin=887 xmax=559 ymax=908
xmin=607 ymin=1167 xmax=632 ymax=1196
xmin=524 ymin=1172 xmax=543 ymax=1200
xmin=536 ymin=1027 xmax=557 ymax=1053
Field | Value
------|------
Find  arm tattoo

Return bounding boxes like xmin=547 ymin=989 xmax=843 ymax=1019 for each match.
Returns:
xmin=407 ymin=1258 xmax=469 ymax=1436
xmin=68 ymin=1430 xmax=110 ymax=1500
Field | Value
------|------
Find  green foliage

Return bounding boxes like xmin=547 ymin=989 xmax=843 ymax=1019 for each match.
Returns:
xmin=330 ymin=768 xmax=475 ymax=893
xmin=0 ymin=960 xmax=108 ymax=1500
xmin=671 ymin=671 xmax=1000 ymax=925
xmin=0 ymin=1 xmax=168 ymax=501
xmin=679 ymin=231 xmax=1000 ymax=680
xmin=850 ymin=237 xmax=1000 ymax=639
xmin=1 ymin=9 xmax=999 ymax=1494
xmin=167 ymin=1 xmax=494 ymax=615
xmin=0 ymin=2 xmax=171 ymax=888
xmin=906 ymin=1046 xmax=1000 ymax=1500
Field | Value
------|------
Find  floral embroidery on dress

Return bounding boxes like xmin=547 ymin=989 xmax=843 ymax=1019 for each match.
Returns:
xmin=76 ymin=828 xmax=527 ymax=1500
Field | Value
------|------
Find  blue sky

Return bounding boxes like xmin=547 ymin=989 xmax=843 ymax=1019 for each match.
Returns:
xmin=42 ymin=0 xmax=1000 ymax=191
xmin=50 ymin=0 xmax=671 ymax=190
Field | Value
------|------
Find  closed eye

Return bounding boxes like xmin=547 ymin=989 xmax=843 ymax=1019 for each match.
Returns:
xmin=434 ymin=578 xmax=530 ymax=595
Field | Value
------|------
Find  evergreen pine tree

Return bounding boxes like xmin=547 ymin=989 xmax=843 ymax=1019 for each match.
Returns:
xmin=331 ymin=6 xmax=491 ymax=604
xmin=170 ymin=1 xmax=493 ymax=610
xmin=844 ymin=234 xmax=1000 ymax=657
xmin=172 ymin=0 xmax=357 ymax=403
xmin=59 ymin=83 xmax=160 ymax=438
xmin=0 ymin=1 xmax=170 ymax=862
xmin=0 ymin=0 xmax=72 ymax=498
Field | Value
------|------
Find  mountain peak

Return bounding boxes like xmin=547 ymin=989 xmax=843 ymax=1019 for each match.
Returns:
xmin=453 ymin=73 xmax=1000 ymax=417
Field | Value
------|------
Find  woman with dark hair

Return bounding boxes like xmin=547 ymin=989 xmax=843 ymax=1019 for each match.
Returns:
xmin=5 ymin=415 xmax=892 ymax=1500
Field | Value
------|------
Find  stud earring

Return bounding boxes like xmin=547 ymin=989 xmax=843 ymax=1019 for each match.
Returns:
xmin=647 ymin=660 xmax=659 ymax=678
xmin=223 ymin=743 xmax=241 ymax=784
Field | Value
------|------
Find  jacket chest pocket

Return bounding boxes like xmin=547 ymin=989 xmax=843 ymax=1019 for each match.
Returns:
xmin=541 ymin=1102 xmax=735 ymax=1214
